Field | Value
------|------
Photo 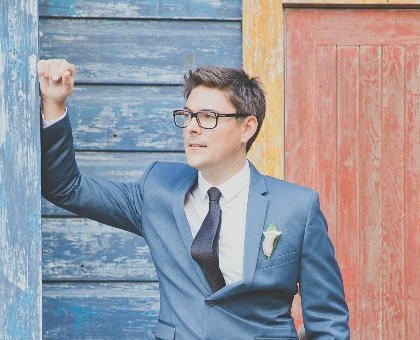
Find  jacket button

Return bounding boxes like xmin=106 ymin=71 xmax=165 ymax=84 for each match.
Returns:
xmin=206 ymin=300 xmax=216 ymax=307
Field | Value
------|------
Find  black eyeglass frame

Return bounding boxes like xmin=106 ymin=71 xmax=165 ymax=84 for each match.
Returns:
xmin=173 ymin=109 xmax=249 ymax=130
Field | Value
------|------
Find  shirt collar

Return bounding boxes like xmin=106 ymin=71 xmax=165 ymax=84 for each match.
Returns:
xmin=197 ymin=160 xmax=250 ymax=202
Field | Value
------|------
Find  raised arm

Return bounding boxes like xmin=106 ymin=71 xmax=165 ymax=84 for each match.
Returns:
xmin=38 ymin=59 xmax=143 ymax=236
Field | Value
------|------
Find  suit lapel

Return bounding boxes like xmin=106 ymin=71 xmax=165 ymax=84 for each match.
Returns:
xmin=171 ymin=167 xmax=213 ymax=294
xmin=242 ymin=165 xmax=268 ymax=288
xmin=210 ymin=163 xmax=268 ymax=299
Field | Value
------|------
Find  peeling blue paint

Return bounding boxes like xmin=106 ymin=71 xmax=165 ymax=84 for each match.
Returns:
xmin=1 ymin=0 xmax=41 ymax=338
xmin=4 ymin=131 xmax=11 ymax=160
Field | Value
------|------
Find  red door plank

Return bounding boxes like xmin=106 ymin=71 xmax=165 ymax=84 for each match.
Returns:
xmin=381 ymin=46 xmax=406 ymax=339
xmin=405 ymin=46 xmax=420 ymax=339
xmin=358 ymin=46 xmax=383 ymax=338
xmin=315 ymin=45 xmax=338 ymax=245
xmin=336 ymin=46 xmax=360 ymax=338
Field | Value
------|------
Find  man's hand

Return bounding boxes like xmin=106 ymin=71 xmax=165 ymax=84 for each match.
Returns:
xmin=38 ymin=59 xmax=75 ymax=120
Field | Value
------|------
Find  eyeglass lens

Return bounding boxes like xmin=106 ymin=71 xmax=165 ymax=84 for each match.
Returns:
xmin=175 ymin=110 xmax=218 ymax=129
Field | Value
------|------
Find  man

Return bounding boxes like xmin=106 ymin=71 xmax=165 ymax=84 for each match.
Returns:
xmin=38 ymin=59 xmax=350 ymax=339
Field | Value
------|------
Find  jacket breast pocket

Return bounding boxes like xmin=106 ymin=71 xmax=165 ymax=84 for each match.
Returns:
xmin=154 ymin=319 xmax=175 ymax=340
xmin=259 ymin=250 xmax=299 ymax=270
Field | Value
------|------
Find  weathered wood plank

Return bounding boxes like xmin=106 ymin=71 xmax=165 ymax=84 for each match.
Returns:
xmin=39 ymin=19 xmax=242 ymax=84
xmin=0 ymin=1 xmax=41 ymax=339
xmin=42 ymin=218 xmax=156 ymax=281
xmin=65 ymin=85 xmax=185 ymax=151
xmin=284 ymin=8 xmax=317 ymax=188
xmin=39 ymin=0 xmax=242 ymax=19
xmin=42 ymin=151 xmax=186 ymax=216
xmin=405 ymin=45 xmax=420 ymax=340
xmin=243 ymin=0 xmax=284 ymax=179
xmin=381 ymin=46 xmax=405 ymax=339
xmin=43 ymin=282 xmax=160 ymax=339
xmin=336 ymin=45 xmax=360 ymax=337
xmin=316 ymin=45 xmax=338 ymax=246
xmin=359 ymin=46 xmax=383 ymax=338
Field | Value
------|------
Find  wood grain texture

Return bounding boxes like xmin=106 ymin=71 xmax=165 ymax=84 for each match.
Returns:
xmin=42 ymin=218 xmax=157 ymax=281
xmin=358 ymin=46 xmax=383 ymax=338
xmin=43 ymin=282 xmax=160 ymax=339
xmin=336 ymin=46 xmax=360 ymax=337
xmin=316 ymin=45 xmax=338 ymax=247
xmin=39 ymin=19 xmax=242 ymax=85
xmin=243 ymin=0 xmax=284 ymax=179
xmin=39 ymin=0 xmax=242 ymax=19
xmin=64 ymin=85 xmax=185 ymax=151
xmin=405 ymin=45 xmax=420 ymax=340
xmin=0 ymin=1 xmax=41 ymax=339
xmin=285 ymin=9 xmax=420 ymax=338
xmin=381 ymin=45 xmax=405 ymax=339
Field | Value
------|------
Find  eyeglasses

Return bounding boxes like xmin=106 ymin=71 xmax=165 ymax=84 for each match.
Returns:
xmin=173 ymin=109 xmax=248 ymax=129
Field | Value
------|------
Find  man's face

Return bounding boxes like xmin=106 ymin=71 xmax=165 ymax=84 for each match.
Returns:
xmin=183 ymin=85 xmax=249 ymax=184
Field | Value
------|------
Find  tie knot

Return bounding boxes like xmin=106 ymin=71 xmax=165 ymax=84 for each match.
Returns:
xmin=207 ymin=187 xmax=222 ymax=202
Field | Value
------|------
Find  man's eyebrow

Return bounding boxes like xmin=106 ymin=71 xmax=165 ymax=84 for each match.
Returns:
xmin=184 ymin=106 xmax=218 ymax=112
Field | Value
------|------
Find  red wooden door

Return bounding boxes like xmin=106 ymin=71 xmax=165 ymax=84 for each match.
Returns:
xmin=285 ymin=9 xmax=420 ymax=339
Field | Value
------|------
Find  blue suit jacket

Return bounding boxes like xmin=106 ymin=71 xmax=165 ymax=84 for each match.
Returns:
xmin=41 ymin=115 xmax=350 ymax=339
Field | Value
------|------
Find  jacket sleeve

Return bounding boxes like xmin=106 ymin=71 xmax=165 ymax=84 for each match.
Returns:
xmin=299 ymin=191 xmax=350 ymax=339
xmin=41 ymin=113 xmax=144 ymax=236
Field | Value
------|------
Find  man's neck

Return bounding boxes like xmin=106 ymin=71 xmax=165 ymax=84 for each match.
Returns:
xmin=199 ymin=160 xmax=249 ymax=187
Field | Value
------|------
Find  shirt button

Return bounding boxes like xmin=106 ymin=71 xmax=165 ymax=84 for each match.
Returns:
xmin=206 ymin=300 xmax=216 ymax=307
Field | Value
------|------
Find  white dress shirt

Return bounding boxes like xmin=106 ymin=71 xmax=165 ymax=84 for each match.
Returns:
xmin=185 ymin=163 xmax=250 ymax=285
xmin=43 ymin=111 xmax=250 ymax=285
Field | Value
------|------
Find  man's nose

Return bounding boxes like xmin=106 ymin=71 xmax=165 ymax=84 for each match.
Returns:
xmin=186 ymin=116 xmax=201 ymax=132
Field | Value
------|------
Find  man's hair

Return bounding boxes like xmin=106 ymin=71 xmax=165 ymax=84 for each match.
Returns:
xmin=183 ymin=65 xmax=266 ymax=152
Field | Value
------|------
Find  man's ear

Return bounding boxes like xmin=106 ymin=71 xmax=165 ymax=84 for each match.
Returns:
xmin=241 ymin=116 xmax=258 ymax=144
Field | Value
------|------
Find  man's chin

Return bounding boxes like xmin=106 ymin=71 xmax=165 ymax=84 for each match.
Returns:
xmin=185 ymin=155 xmax=204 ymax=171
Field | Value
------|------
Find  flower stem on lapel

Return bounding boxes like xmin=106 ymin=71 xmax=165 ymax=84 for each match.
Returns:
xmin=263 ymin=223 xmax=281 ymax=259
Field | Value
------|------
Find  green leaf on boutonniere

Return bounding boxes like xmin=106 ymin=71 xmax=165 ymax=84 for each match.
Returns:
xmin=267 ymin=222 xmax=280 ymax=249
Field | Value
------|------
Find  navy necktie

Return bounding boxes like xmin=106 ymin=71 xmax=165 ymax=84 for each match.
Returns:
xmin=191 ymin=187 xmax=226 ymax=292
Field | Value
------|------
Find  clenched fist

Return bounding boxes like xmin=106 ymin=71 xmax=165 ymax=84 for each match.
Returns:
xmin=38 ymin=59 xmax=75 ymax=120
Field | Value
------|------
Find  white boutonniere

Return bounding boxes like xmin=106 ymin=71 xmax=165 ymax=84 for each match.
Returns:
xmin=262 ymin=222 xmax=282 ymax=259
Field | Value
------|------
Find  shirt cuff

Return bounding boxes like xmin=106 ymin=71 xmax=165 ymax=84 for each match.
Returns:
xmin=42 ymin=108 xmax=67 ymax=128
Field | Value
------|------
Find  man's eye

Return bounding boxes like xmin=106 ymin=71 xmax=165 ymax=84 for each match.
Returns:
xmin=200 ymin=112 xmax=216 ymax=119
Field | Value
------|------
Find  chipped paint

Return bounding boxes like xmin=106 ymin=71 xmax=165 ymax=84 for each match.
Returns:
xmin=1 ymin=0 xmax=41 ymax=339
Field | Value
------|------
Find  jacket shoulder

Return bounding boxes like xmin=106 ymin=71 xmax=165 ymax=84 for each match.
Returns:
xmin=261 ymin=175 xmax=319 ymax=212
xmin=141 ymin=161 xmax=197 ymax=189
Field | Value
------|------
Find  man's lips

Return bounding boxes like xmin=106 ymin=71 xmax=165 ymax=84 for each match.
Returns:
xmin=188 ymin=143 xmax=207 ymax=148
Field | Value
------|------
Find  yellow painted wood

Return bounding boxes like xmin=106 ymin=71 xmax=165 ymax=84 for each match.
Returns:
xmin=243 ymin=0 xmax=284 ymax=179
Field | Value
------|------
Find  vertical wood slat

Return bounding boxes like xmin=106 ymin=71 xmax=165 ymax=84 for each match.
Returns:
xmin=381 ymin=46 xmax=405 ymax=339
xmin=316 ymin=46 xmax=338 ymax=247
xmin=405 ymin=45 xmax=420 ymax=340
xmin=243 ymin=0 xmax=284 ymax=179
xmin=0 ymin=0 xmax=41 ymax=339
xmin=358 ymin=46 xmax=383 ymax=338
xmin=336 ymin=46 xmax=360 ymax=337
xmin=284 ymin=9 xmax=317 ymax=188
